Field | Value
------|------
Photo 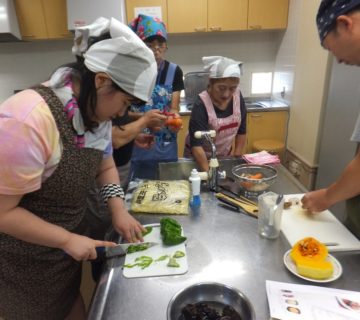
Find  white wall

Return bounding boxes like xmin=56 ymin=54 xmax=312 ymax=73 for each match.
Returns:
xmin=0 ymin=30 xmax=282 ymax=102
xmin=0 ymin=40 xmax=74 ymax=102
xmin=285 ymin=0 xmax=330 ymax=167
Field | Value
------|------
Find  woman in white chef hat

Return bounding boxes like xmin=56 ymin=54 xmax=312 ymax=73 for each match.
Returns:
xmin=0 ymin=17 xmax=157 ymax=319
xmin=184 ymin=56 xmax=247 ymax=172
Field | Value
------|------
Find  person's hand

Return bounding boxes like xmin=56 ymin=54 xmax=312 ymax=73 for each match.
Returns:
xmin=143 ymin=109 xmax=167 ymax=131
xmin=301 ymin=188 xmax=332 ymax=212
xmin=61 ymin=233 xmax=117 ymax=261
xmin=111 ymin=210 xmax=146 ymax=243
xmin=134 ymin=133 xmax=155 ymax=149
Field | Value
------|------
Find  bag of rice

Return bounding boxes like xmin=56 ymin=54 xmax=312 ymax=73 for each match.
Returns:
xmin=130 ymin=180 xmax=190 ymax=215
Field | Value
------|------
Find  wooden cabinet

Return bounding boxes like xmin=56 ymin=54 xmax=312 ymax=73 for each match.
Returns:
xmin=177 ymin=114 xmax=190 ymax=158
xmin=126 ymin=0 xmax=289 ymax=33
xmin=207 ymin=0 xmax=248 ymax=32
xmin=125 ymin=0 xmax=168 ymax=26
xmin=167 ymin=0 xmax=207 ymax=33
xmin=245 ymin=111 xmax=288 ymax=153
xmin=248 ymin=0 xmax=289 ymax=30
xmin=14 ymin=0 xmax=71 ymax=40
xmin=167 ymin=0 xmax=247 ymax=33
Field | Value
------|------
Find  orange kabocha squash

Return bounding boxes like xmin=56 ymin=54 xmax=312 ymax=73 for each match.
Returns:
xmin=290 ymin=237 xmax=333 ymax=279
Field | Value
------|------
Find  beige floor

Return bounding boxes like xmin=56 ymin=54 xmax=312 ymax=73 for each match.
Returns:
xmin=81 ymin=261 xmax=97 ymax=311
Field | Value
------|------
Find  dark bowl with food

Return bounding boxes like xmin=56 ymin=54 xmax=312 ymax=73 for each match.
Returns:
xmin=232 ymin=164 xmax=277 ymax=193
xmin=167 ymin=282 xmax=256 ymax=320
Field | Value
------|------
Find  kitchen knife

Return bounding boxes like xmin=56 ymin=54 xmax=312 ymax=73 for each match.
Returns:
xmin=96 ymin=242 xmax=159 ymax=260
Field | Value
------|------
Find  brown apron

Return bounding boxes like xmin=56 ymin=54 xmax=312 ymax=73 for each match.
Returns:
xmin=0 ymin=86 xmax=103 ymax=320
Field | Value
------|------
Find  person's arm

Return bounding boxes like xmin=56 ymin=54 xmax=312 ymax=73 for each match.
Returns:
xmin=191 ymin=146 xmax=210 ymax=172
xmin=301 ymin=151 xmax=360 ymax=212
xmin=233 ymin=134 xmax=246 ymax=156
xmin=170 ymin=90 xmax=181 ymax=113
xmin=112 ymin=110 xmax=166 ymax=148
xmin=0 ymin=194 xmax=116 ymax=261
xmin=96 ymin=156 xmax=145 ymax=242
xmin=233 ymin=93 xmax=247 ymax=156
xmin=189 ymin=99 xmax=211 ymax=171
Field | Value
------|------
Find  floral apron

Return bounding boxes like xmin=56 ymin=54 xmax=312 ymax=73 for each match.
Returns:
xmin=131 ymin=62 xmax=178 ymax=179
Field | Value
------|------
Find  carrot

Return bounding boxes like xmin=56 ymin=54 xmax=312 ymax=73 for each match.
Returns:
xmin=249 ymin=173 xmax=263 ymax=179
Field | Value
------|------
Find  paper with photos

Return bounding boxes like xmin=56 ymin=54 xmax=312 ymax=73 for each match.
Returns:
xmin=266 ymin=280 xmax=360 ymax=320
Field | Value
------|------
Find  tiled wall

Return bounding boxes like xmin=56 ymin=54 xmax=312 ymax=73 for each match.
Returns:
xmin=273 ymin=0 xmax=299 ymax=104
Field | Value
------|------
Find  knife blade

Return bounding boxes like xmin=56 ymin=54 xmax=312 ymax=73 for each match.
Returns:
xmin=96 ymin=242 xmax=159 ymax=260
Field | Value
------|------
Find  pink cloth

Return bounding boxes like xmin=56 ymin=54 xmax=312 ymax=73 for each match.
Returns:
xmin=243 ymin=150 xmax=280 ymax=165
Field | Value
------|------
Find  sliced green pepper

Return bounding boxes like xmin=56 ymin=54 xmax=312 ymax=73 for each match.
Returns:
xmin=173 ymin=250 xmax=185 ymax=258
xmin=126 ymin=243 xmax=150 ymax=254
xmin=167 ymin=257 xmax=180 ymax=268
xmin=142 ymin=226 xmax=153 ymax=237
xmin=155 ymin=255 xmax=169 ymax=262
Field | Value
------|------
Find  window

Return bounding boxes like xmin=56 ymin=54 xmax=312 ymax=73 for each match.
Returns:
xmin=251 ymin=72 xmax=272 ymax=95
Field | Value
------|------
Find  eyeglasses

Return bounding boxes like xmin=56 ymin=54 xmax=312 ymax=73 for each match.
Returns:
xmin=145 ymin=43 xmax=167 ymax=51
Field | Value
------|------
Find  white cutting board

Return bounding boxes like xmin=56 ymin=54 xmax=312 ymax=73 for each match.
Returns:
xmin=123 ymin=223 xmax=188 ymax=278
xmin=281 ymin=194 xmax=360 ymax=252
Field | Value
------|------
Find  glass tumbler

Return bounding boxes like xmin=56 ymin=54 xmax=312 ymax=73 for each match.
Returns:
xmin=258 ymin=191 xmax=284 ymax=239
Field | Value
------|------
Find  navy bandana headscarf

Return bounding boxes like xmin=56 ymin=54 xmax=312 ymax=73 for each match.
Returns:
xmin=317 ymin=0 xmax=360 ymax=43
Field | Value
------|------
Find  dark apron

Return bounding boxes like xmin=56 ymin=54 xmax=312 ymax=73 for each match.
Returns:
xmin=0 ymin=86 xmax=103 ymax=320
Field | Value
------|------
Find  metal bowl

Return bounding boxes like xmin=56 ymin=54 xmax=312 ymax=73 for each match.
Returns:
xmin=232 ymin=164 xmax=277 ymax=192
xmin=167 ymin=282 xmax=256 ymax=320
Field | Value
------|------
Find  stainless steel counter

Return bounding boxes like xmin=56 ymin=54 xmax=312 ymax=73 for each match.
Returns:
xmin=87 ymin=165 xmax=360 ymax=320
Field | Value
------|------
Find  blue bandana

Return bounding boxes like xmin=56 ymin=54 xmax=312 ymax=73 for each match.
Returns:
xmin=129 ymin=14 xmax=167 ymax=41
xmin=317 ymin=0 xmax=360 ymax=43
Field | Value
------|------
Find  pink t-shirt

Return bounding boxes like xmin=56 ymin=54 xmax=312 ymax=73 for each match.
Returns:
xmin=0 ymin=89 xmax=60 ymax=194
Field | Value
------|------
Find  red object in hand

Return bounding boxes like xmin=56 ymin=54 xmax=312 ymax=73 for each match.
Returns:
xmin=165 ymin=117 xmax=183 ymax=129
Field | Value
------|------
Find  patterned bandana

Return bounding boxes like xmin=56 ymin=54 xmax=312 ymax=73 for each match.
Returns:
xmin=317 ymin=0 xmax=360 ymax=43
xmin=202 ymin=56 xmax=243 ymax=79
xmin=72 ymin=17 xmax=157 ymax=102
xmin=129 ymin=14 xmax=167 ymax=41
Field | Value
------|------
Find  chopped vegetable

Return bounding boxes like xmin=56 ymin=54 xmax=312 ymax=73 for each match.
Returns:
xmin=123 ymin=256 xmax=153 ymax=269
xmin=126 ymin=243 xmax=151 ymax=254
xmin=142 ymin=226 xmax=153 ymax=236
xmin=173 ymin=250 xmax=185 ymax=258
xmin=167 ymin=257 xmax=180 ymax=268
xmin=155 ymin=255 xmax=169 ymax=262
xmin=160 ymin=218 xmax=187 ymax=246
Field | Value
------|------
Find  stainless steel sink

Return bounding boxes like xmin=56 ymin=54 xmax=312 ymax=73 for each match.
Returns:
xmin=245 ymin=102 xmax=265 ymax=110
xmin=158 ymin=157 xmax=246 ymax=180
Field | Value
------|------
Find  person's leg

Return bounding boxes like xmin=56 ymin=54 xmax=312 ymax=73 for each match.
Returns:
xmin=65 ymin=293 xmax=86 ymax=320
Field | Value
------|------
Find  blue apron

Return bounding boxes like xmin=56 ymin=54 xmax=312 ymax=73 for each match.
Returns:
xmin=131 ymin=62 xmax=178 ymax=179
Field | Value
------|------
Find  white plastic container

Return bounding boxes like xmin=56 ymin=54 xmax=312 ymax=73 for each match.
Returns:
xmin=189 ymin=168 xmax=201 ymax=208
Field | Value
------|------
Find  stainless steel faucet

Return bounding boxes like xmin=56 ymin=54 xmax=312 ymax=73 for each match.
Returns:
xmin=194 ymin=130 xmax=225 ymax=192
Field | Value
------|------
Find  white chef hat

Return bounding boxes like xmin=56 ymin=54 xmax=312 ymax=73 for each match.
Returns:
xmin=72 ymin=17 xmax=157 ymax=102
xmin=202 ymin=56 xmax=243 ymax=79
